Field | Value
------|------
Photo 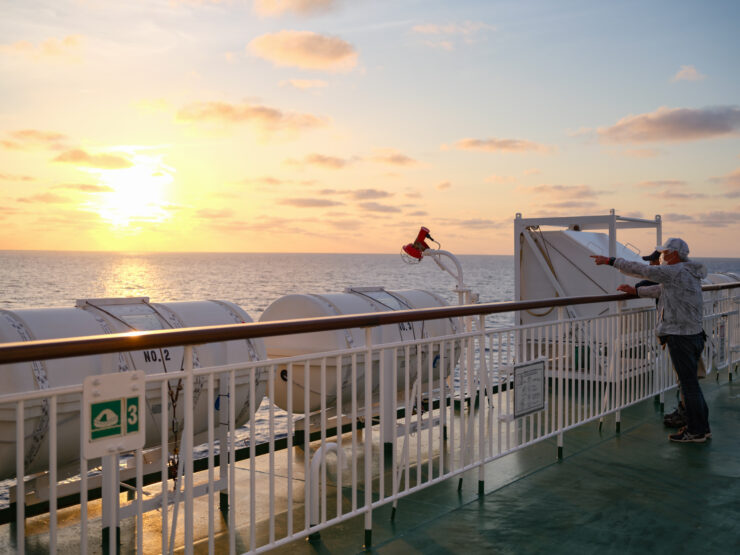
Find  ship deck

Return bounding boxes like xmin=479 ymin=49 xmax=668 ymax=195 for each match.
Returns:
xmin=273 ymin=373 xmax=740 ymax=555
xmin=1 ymin=371 xmax=738 ymax=554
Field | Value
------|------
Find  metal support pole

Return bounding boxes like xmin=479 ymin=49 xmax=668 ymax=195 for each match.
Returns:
xmin=557 ymin=307 xmax=564 ymax=460
xmin=101 ymin=454 xmax=120 ymax=555
xmin=218 ymin=375 xmax=229 ymax=515
xmin=364 ymin=328 xmax=373 ymax=549
xmin=183 ymin=346 xmax=194 ymax=555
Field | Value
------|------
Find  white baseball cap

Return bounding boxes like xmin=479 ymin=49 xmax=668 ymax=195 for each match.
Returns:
xmin=656 ymin=237 xmax=689 ymax=258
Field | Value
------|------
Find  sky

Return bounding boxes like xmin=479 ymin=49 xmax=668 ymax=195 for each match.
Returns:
xmin=1 ymin=0 xmax=739 ymax=256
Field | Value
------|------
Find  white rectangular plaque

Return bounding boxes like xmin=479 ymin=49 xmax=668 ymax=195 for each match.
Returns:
xmin=513 ymin=359 xmax=546 ymax=419
xmin=82 ymin=371 xmax=146 ymax=459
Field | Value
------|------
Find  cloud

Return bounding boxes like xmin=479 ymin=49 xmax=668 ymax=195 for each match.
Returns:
xmin=663 ymin=211 xmax=738 ymax=228
xmin=623 ymin=148 xmax=662 ymax=158
xmin=280 ymin=198 xmax=344 ymax=207
xmin=279 ymin=79 xmax=328 ymax=90
xmin=196 ymin=208 xmax=236 ymax=219
xmin=523 ymin=168 xmax=541 ymax=176
xmin=710 ymin=168 xmax=740 ymax=197
xmin=436 ymin=181 xmax=452 ymax=190
xmin=451 ymin=137 xmax=547 ymax=153
xmin=697 ymin=211 xmax=739 ymax=227
xmin=16 ymin=192 xmax=70 ymax=204
xmin=0 ymin=173 xmax=35 ymax=182
xmin=244 ymin=176 xmax=287 ymax=186
xmin=544 ymin=200 xmax=599 ymax=209
xmin=254 ymin=0 xmax=339 ymax=16
xmin=177 ymin=101 xmax=327 ymax=133
xmin=243 ymin=175 xmax=310 ymax=185
xmin=53 ymin=183 xmax=115 ymax=192
xmin=370 ymin=149 xmax=418 ymax=166
xmin=646 ymin=190 xmax=707 ymax=200
xmin=528 ymin=184 xmax=605 ymax=198
xmin=1 ymin=129 xmax=69 ymax=151
xmin=324 ymin=218 xmax=364 ymax=230
xmin=452 ymin=218 xmax=501 ymax=229
xmin=597 ymin=106 xmax=740 ymax=144
xmin=671 ymin=65 xmax=706 ymax=82
xmin=249 ymin=30 xmax=357 ymax=72
xmin=0 ymin=35 xmax=83 ymax=62
xmin=412 ymin=21 xmax=495 ymax=50
xmin=662 ymin=213 xmax=695 ymax=222
xmin=53 ymin=149 xmax=133 ymax=169
xmin=412 ymin=21 xmax=496 ymax=36
xmin=358 ymin=202 xmax=401 ymax=213
xmin=636 ymin=180 xmax=687 ymax=188
xmin=286 ymin=153 xmax=353 ymax=169
xmin=199 ymin=214 xmax=317 ymax=235
xmin=351 ymin=188 xmax=393 ymax=200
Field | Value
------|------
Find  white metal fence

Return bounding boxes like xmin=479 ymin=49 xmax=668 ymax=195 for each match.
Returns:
xmin=1 ymin=288 xmax=739 ymax=554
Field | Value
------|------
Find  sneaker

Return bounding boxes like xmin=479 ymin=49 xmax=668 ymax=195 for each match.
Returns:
xmin=663 ymin=412 xmax=686 ymax=428
xmin=668 ymin=427 xmax=707 ymax=443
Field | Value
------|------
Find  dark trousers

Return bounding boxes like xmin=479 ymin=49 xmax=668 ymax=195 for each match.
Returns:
xmin=666 ymin=333 xmax=709 ymax=435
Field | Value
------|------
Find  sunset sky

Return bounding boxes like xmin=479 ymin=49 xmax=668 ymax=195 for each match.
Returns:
xmin=1 ymin=0 xmax=739 ymax=256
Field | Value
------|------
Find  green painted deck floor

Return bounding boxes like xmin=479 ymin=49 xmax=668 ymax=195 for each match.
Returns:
xmin=276 ymin=374 xmax=740 ymax=555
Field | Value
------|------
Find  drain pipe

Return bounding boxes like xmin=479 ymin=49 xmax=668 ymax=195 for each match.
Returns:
xmin=308 ymin=442 xmax=344 ymax=542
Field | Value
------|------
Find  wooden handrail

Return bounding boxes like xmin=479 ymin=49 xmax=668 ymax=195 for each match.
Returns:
xmin=0 ymin=283 xmax=737 ymax=365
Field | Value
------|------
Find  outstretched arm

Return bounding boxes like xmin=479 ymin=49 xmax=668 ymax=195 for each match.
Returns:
xmin=591 ymin=255 xmax=613 ymax=266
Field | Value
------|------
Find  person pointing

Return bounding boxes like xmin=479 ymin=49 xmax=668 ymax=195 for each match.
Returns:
xmin=591 ymin=238 xmax=710 ymax=443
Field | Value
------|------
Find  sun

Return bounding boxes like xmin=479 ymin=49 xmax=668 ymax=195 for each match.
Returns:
xmin=90 ymin=153 xmax=174 ymax=227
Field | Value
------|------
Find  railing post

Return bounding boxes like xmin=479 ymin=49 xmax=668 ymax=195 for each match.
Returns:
xmin=363 ymin=327 xmax=373 ymax=549
xmin=557 ymin=307 xmax=564 ymax=460
xmin=615 ymin=302 xmax=623 ymax=434
xmin=478 ymin=314 xmax=489 ymax=495
xmin=101 ymin=454 xmax=120 ymax=555
xmin=183 ymin=345 xmax=194 ymax=555
xmin=218 ymin=374 xmax=229 ymax=515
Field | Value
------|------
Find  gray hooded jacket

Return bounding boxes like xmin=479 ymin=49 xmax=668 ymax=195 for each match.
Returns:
xmin=613 ymin=258 xmax=707 ymax=336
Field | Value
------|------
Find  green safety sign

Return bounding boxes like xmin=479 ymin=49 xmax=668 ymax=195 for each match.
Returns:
xmin=83 ymin=371 xmax=146 ymax=459
xmin=90 ymin=396 xmax=140 ymax=441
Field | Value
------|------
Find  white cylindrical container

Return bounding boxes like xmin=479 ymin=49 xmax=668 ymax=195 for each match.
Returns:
xmin=0 ymin=297 xmax=266 ymax=480
xmin=259 ymin=287 xmax=461 ymax=414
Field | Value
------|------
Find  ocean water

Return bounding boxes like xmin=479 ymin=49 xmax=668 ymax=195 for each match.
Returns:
xmin=0 ymin=251 xmax=515 ymax=316
xmin=2 ymin=251 xmax=737 ymax=313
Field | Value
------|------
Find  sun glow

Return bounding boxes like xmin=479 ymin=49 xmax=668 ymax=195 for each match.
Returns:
xmin=90 ymin=153 xmax=174 ymax=227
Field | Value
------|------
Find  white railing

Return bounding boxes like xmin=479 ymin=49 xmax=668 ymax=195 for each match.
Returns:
xmin=1 ymin=287 xmax=738 ymax=554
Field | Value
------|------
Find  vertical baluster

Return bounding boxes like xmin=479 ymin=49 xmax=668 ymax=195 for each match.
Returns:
xmin=268 ymin=363 xmax=275 ymax=544
xmin=160 ymin=381 xmax=168 ymax=555
xmin=249 ymin=367 xmax=256 ymax=553
xmin=229 ymin=370 xmax=236 ymax=555
xmin=287 ymin=362 xmax=294 ymax=535
xmin=363 ymin=328 xmax=373 ymax=548
xmin=183 ymin=346 xmax=194 ymax=555
xmin=351 ymin=354 xmax=357 ymax=512
xmin=49 ymin=396 xmax=57 ymax=555
xmin=16 ymin=400 xmax=25 ymax=555
xmin=320 ymin=357 xmax=327 ymax=523
xmin=335 ymin=356 xmax=342 ymax=519
xmin=207 ymin=372 xmax=214 ymax=555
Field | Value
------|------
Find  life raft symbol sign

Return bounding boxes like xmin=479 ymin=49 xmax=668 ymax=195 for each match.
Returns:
xmin=94 ymin=408 xmax=119 ymax=429
xmin=90 ymin=397 xmax=140 ymax=441
xmin=83 ymin=371 xmax=145 ymax=458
